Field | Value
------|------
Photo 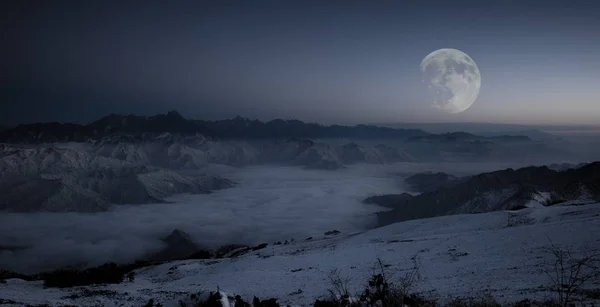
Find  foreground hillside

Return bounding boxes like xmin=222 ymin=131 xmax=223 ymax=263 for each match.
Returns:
xmin=2 ymin=202 xmax=599 ymax=306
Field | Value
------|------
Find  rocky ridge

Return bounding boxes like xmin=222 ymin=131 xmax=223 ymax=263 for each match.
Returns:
xmin=0 ymin=145 xmax=234 ymax=212
xmin=374 ymin=162 xmax=600 ymax=226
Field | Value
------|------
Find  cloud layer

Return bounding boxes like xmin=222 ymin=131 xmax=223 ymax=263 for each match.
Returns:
xmin=0 ymin=162 xmax=526 ymax=273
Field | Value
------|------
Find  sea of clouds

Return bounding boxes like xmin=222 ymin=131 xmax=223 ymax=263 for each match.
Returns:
xmin=0 ymin=161 xmax=525 ymax=273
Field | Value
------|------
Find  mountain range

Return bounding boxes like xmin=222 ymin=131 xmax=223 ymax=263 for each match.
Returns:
xmin=3 ymin=111 xmax=567 ymax=144
xmin=0 ymin=144 xmax=234 ymax=212
xmin=0 ymin=111 xmax=431 ymax=143
xmin=0 ymin=111 xmax=591 ymax=213
xmin=373 ymin=162 xmax=600 ymax=226
xmin=407 ymin=131 xmax=532 ymax=143
xmin=1 ymin=111 xmax=578 ymax=163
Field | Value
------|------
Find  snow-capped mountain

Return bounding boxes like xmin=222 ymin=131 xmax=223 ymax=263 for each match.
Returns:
xmin=88 ymin=137 xmax=416 ymax=170
xmin=0 ymin=111 xmax=580 ymax=166
xmin=0 ymin=112 xmax=593 ymax=214
xmin=0 ymin=145 xmax=234 ymax=212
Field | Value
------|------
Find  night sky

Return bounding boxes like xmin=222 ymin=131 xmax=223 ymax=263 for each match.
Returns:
xmin=2 ymin=1 xmax=599 ymax=125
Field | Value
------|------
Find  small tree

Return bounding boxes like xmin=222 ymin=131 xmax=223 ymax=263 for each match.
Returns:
xmin=359 ymin=258 xmax=420 ymax=307
xmin=326 ymin=268 xmax=354 ymax=306
xmin=542 ymin=242 xmax=600 ymax=307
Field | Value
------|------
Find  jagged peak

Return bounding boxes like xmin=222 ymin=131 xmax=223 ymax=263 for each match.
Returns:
xmin=164 ymin=110 xmax=184 ymax=119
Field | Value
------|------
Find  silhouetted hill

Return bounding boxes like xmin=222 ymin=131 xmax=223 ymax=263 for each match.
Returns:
xmin=376 ymin=123 xmax=562 ymax=140
xmin=408 ymin=131 xmax=531 ymax=143
xmin=404 ymin=172 xmax=465 ymax=192
xmin=202 ymin=116 xmax=430 ymax=139
xmin=483 ymin=129 xmax=560 ymax=141
xmin=88 ymin=111 xmax=213 ymax=136
xmin=376 ymin=162 xmax=600 ymax=226
xmin=363 ymin=193 xmax=414 ymax=208
xmin=0 ymin=122 xmax=93 ymax=143
xmin=0 ymin=111 xmax=215 ymax=143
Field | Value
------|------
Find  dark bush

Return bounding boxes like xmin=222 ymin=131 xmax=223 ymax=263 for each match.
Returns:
xmin=324 ymin=230 xmax=341 ymax=236
xmin=252 ymin=243 xmax=269 ymax=251
xmin=511 ymin=298 xmax=560 ymax=307
xmin=63 ymin=289 xmax=119 ymax=299
xmin=234 ymin=295 xmax=251 ymax=307
xmin=404 ymin=293 xmax=437 ymax=307
xmin=179 ymin=290 xmax=279 ymax=307
xmin=313 ymin=299 xmax=360 ymax=307
xmin=185 ymin=250 xmax=213 ymax=260
xmin=446 ymin=294 xmax=501 ymax=307
xmin=509 ymin=205 xmax=528 ymax=211
xmin=42 ymin=260 xmax=153 ymax=288
xmin=252 ymin=296 xmax=280 ymax=307
xmin=143 ymin=299 xmax=163 ymax=307
xmin=0 ymin=269 xmax=36 ymax=282
xmin=43 ymin=263 xmax=124 ymax=288
xmin=194 ymin=291 xmax=223 ymax=307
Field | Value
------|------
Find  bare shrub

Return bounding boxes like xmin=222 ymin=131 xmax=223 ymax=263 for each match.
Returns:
xmin=358 ymin=258 xmax=425 ymax=307
xmin=318 ymin=256 xmax=427 ymax=307
xmin=542 ymin=242 xmax=600 ymax=307
xmin=143 ymin=299 xmax=164 ymax=307
xmin=324 ymin=268 xmax=357 ymax=306
xmin=327 ymin=269 xmax=352 ymax=300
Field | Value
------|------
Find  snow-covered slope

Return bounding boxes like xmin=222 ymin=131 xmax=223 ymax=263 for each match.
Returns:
xmin=2 ymin=202 xmax=599 ymax=306
xmin=4 ymin=137 xmax=418 ymax=172
xmin=0 ymin=145 xmax=234 ymax=212
xmin=90 ymin=137 xmax=414 ymax=170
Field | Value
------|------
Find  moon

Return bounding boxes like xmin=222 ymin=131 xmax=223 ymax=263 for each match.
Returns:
xmin=420 ymin=48 xmax=481 ymax=113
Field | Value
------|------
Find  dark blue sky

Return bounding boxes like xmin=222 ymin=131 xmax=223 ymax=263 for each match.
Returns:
xmin=2 ymin=0 xmax=599 ymax=125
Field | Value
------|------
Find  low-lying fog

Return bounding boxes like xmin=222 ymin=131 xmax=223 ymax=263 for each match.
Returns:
xmin=0 ymin=161 xmax=536 ymax=273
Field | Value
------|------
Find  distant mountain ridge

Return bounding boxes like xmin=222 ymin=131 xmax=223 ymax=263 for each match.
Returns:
xmin=204 ymin=116 xmax=430 ymax=140
xmin=0 ymin=111 xmax=214 ymax=143
xmin=0 ymin=111 xmax=576 ymax=166
xmin=407 ymin=131 xmax=532 ymax=143
xmin=375 ymin=162 xmax=600 ymax=226
xmin=0 ymin=111 xmax=432 ymax=143
xmin=375 ymin=123 xmax=563 ymax=140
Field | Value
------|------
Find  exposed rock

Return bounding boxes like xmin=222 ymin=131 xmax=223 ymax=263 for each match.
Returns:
xmin=215 ymin=244 xmax=251 ymax=258
xmin=252 ymin=243 xmax=268 ymax=251
xmin=324 ymin=230 xmax=341 ymax=236
xmin=148 ymin=229 xmax=212 ymax=262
